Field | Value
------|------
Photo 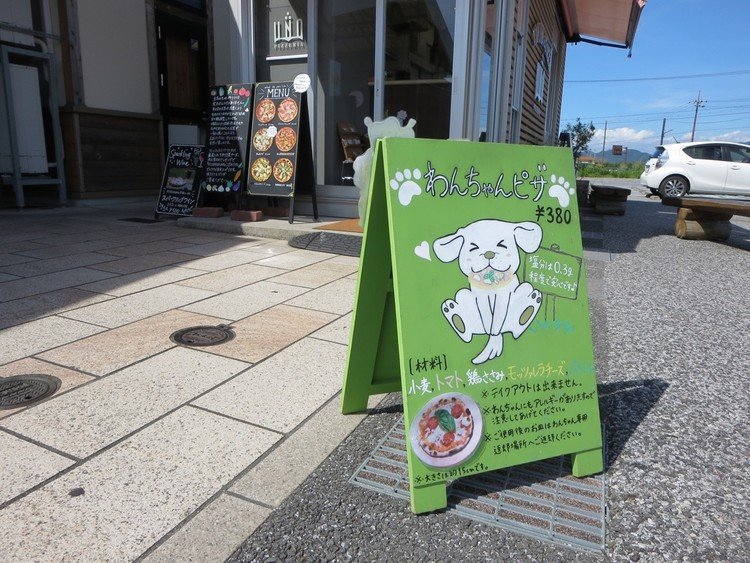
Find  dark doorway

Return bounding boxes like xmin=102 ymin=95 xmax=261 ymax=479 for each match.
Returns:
xmin=155 ymin=7 xmax=209 ymax=151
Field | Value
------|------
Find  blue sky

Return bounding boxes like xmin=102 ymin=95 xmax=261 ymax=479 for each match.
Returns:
xmin=560 ymin=0 xmax=750 ymax=154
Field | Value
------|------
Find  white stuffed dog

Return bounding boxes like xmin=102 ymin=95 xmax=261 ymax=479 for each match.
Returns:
xmin=433 ymin=220 xmax=544 ymax=365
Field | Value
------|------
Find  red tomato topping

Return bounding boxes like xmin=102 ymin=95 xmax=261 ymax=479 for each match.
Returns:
xmin=441 ymin=431 xmax=455 ymax=446
xmin=451 ymin=403 xmax=464 ymax=418
xmin=427 ymin=416 xmax=439 ymax=430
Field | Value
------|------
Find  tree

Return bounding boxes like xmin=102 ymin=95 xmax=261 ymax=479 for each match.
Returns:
xmin=561 ymin=118 xmax=596 ymax=174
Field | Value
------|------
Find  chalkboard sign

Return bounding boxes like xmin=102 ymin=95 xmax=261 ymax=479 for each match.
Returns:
xmin=246 ymin=81 xmax=303 ymax=198
xmin=342 ymin=138 xmax=603 ymax=514
xmin=155 ymin=144 xmax=206 ymax=216
xmin=204 ymin=84 xmax=253 ymax=196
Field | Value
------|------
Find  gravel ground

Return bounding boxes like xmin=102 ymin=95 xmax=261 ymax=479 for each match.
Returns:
xmin=229 ymin=183 xmax=749 ymax=562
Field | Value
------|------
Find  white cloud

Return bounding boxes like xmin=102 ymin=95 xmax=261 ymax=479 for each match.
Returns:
xmin=703 ymin=130 xmax=750 ymax=143
xmin=593 ymin=127 xmax=657 ymax=143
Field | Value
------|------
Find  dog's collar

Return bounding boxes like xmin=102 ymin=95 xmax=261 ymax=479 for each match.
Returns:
xmin=468 ymin=268 xmax=513 ymax=290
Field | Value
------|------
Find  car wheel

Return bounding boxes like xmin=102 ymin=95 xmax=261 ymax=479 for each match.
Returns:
xmin=659 ymin=175 xmax=689 ymax=198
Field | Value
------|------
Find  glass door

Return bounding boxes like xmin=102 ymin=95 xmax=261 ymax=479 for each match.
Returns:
xmin=382 ymin=0 xmax=456 ymax=139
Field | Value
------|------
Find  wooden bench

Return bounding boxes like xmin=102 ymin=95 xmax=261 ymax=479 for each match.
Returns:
xmin=588 ymin=185 xmax=631 ymax=215
xmin=661 ymin=197 xmax=750 ymax=240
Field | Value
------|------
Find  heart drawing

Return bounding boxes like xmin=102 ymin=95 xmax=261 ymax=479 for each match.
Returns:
xmin=414 ymin=241 xmax=431 ymax=261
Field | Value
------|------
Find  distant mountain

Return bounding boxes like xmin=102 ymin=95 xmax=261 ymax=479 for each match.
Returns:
xmin=590 ymin=149 xmax=651 ymax=163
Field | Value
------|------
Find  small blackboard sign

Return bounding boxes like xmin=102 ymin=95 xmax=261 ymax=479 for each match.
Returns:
xmin=204 ymin=83 xmax=254 ymax=197
xmin=155 ymin=144 xmax=206 ymax=216
xmin=246 ymin=81 xmax=304 ymax=198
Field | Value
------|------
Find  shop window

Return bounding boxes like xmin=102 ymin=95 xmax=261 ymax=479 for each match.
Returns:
xmin=383 ymin=0 xmax=455 ymax=140
xmin=316 ymin=0 xmax=376 ymax=186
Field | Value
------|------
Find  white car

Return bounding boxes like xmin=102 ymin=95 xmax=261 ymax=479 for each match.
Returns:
xmin=640 ymin=141 xmax=750 ymax=197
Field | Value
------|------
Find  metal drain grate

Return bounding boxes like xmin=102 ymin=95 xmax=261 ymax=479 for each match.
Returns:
xmin=289 ymin=232 xmax=361 ymax=257
xmin=351 ymin=417 xmax=606 ymax=552
xmin=170 ymin=325 xmax=235 ymax=346
xmin=0 ymin=375 xmax=62 ymax=410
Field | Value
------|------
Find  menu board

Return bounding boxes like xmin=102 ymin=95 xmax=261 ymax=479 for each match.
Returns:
xmin=204 ymin=84 xmax=253 ymax=195
xmin=342 ymin=138 xmax=603 ymax=514
xmin=155 ymin=144 xmax=206 ymax=216
xmin=246 ymin=81 xmax=302 ymax=197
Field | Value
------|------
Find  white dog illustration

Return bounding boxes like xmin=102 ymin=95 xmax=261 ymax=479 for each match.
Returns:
xmin=433 ymin=220 xmax=544 ymax=365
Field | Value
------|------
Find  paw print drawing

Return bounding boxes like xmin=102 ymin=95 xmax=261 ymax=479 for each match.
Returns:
xmin=389 ymin=169 xmax=422 ymax=206
xmin=548 ymin=175 xmax=576 ymax=208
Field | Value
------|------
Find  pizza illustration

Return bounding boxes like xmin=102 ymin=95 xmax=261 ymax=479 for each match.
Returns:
xmin=250 ymin=157 xmax=272 ymax=182
xmin=410 ymin=393 xmax=482 ymax=468
xmin=277 ymin=98 xmax=298 ymax=123
xmin=253 ymin=128 xmax=274 ymax=152
xmin=273 ymin=158 xmax=294 ymax=183
xmin=275 ymin=127 xmax=297 ymax=152
xmin=255 ymin=98 xmax=276 ymax=123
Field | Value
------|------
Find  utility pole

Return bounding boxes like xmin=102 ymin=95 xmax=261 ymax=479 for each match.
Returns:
xmin=601 ymin=120 xmax=607 ymax=157
xmin=690 ymin=92 xmax=706 ymax=142
xmin=660 ymin=118 xmax=666 ymax=144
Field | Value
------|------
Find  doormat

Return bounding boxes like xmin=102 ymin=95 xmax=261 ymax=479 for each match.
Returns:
xmin=350 ymin=417 xmax=606 ymax=553
xmin=314 ymin=219 xmax=363 ymax=233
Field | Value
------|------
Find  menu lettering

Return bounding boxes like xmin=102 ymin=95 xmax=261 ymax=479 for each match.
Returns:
xmin=155 ymin=144 xmax=206 ymax=216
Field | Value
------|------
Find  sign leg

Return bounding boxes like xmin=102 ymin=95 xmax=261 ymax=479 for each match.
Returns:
xmin=571 ymin=447 xmax=604 ymax=477
xmin=411 ymin=482 xmax=448 ymax=514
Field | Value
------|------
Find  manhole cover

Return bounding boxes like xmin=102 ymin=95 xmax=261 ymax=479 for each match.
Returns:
xmin=170 ymin=325 xmax=235 ymax=346
xmin=0 ymin=374 xmax=62 ymax=410
xmin=289 ymin=232 xmax=362 ymax=257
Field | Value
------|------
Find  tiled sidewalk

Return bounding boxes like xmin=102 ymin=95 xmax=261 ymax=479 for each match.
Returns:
xmin=0 ymin=203 xmax=378 ymax=561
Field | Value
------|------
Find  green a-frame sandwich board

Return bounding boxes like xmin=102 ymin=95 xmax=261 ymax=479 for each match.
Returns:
xmin=342 ymin=138 xmax=603 ymax=514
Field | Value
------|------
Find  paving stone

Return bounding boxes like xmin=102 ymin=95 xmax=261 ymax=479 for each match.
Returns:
xmin=76 ymin=266 xmax=205 ymax=296
xmin=253 ymin=249 xmax=332 ymax=270
xmin=310 ymin=313 xmax=352 ymax=345
xmin=181 ymin=281 xmax=307 ymax=321
xmin=206 ymin=304 xmax=336 ymax=364
xmin=0 ymin=358 xmax=95 ymax=419
xmin=0 ymin=288 xmax=112 ymax=330
xmin=176 ymin=263 xmax=286 ymax=293
xmin=59 ymin=284 xmax=216 ymax=328
xmin=180 ymin=250 xmax=270 ymax=272
xmin=192 ymin=338 xmax=346 ymax=433
xmin=0 ymin=432 xmax=73 ymax=505
xmin=0 ymin=267 xmax=118 ymax=302
xmin=0 ymin=252 xmax=119 ymax=278
xmin=0 ymin=316 xmax=105 ymax=366
xmin=89 ymin=251 xmax=196 ymax=274
xmin=268 ymin=259 xmax=358 ymax=288
xmin=15 ymin=239 xmax=125 ymax=259
xmin=38 ymin=309 xmax=230 ymax=376
xmin=286 ymin=278 xmax=357 ymax=315
xmin=142 ymin=494 xmax=271 ymax=563
xmin=1 ymin=347 xmax=250 ymax=458
xmin=0 ymin=407 xmax=278 ymax=562
xmin=231 ymin=394 xmax=382 ymax=507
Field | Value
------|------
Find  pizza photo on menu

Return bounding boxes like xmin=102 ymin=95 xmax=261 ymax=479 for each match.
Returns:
xmin=253 ymin=128 xmax=274 ymax=152
xmin=275 ymin=126 xmax=297 ymax=152
xmin=250 ymin=157 xmax=272 ymax=182
xmin=277 ymin=97 xmax=298 ymax=123
xmin=410 ymin=393 xmax=483 ymax=468
xmin=273 ymin=158 xmax=294 ymax=183
xmin=255 ymin=98 xmax=276 ymax=123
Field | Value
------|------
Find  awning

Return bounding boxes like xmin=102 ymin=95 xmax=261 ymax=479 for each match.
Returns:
xmin=560 ymin=0 xmax=646 ymax=50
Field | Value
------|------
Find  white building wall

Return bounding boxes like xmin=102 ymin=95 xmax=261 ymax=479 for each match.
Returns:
xmin=212 ymin=0 xmax=245 ymax=84
xmin=77 ymin=0 xmax=152 ymax=113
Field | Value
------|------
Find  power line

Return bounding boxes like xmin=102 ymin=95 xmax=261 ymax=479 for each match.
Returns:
xmin=564 ymin=69 xmax=750 ymax=84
